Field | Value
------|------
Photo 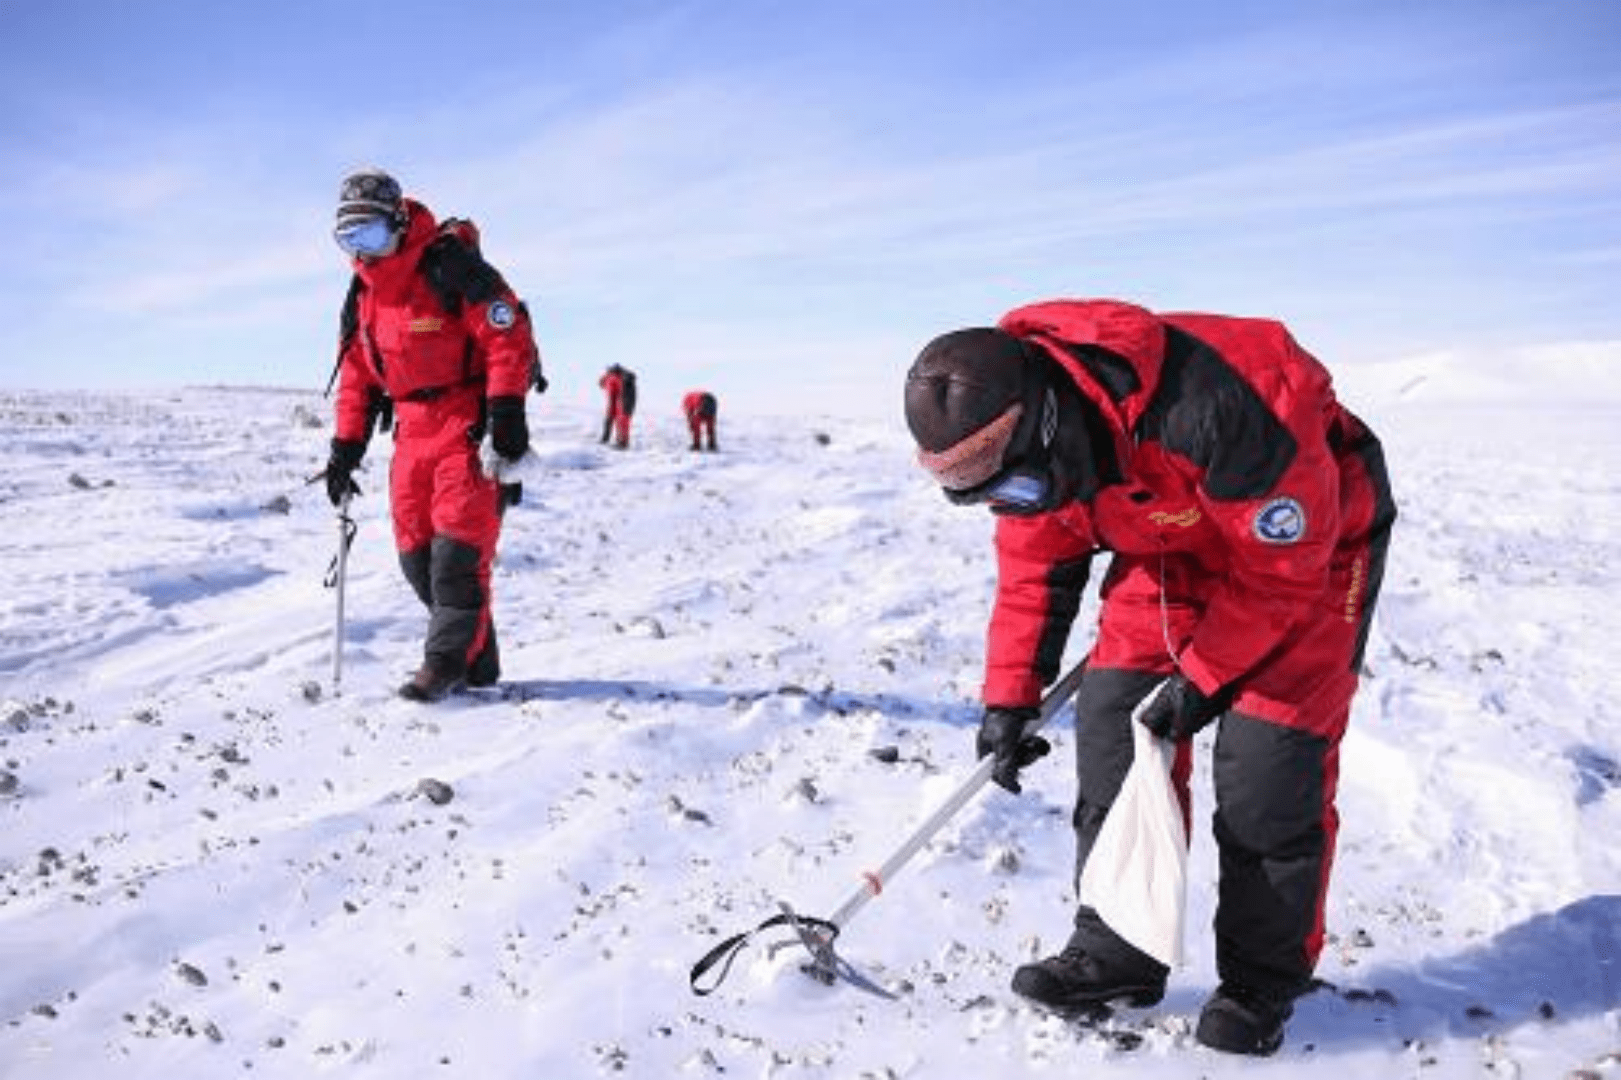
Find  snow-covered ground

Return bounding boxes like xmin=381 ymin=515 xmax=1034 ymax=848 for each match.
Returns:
xmin=0 ymin=354 xmax=1617 ymax=1079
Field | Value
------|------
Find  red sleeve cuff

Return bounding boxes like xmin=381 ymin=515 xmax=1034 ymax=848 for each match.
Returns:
xmin=1177 ymin=649 xmax=1227 ymax=697
xmin=982 ymin=669 xmax=1042 ymax=709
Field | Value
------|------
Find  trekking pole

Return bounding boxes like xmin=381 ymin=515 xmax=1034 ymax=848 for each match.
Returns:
xmin=326 ymin=493 xmax=357 ymax=697
xmin=690 ymin=655 xmax=1089 ymax=996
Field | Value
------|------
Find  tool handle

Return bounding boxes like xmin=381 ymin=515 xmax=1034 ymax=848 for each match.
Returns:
xmin=825 ymin=657 xmax=1089 ymax=930
xmin=331 ymin=495 xmax=353 ymax=697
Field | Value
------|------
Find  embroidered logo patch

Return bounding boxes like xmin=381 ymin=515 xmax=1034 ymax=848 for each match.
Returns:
xmin=487 ymin=301 xmax=515 ymax=331
xmin=1148 ymin=508 xmax=1202 ymax=528
xmin=408 ymin=317 xmax=444 ymax=333
xmin=1253 ymin=497 xmax=1306 ymax=544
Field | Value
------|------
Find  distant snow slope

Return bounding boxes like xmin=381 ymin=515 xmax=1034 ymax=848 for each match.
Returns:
xmin=1335 ymin=340 xmax=1621 ymax=406
xmin=0 ymin=368 xmax=1617 ymax=1079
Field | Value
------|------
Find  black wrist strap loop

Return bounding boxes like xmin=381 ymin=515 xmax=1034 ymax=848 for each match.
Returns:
xmin=323 ymin=510 xmax=358 ymax=588
xmin=688 ymin=912 xmax=840 ymax=997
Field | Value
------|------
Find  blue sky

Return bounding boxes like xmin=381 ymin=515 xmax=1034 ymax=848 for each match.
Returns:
xmin=1 ymin=0 xmax=1617 ymax=417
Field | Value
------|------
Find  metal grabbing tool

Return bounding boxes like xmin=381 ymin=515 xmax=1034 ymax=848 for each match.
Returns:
xmin=689 ymin=659 xmax=1088 ymax=998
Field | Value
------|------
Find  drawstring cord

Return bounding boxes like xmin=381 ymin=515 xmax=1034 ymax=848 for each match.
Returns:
xmin=1158 ymin=545 xmax=1186 ymax=675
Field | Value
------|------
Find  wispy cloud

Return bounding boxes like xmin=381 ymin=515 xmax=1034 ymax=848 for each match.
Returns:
xmin=35 ymin=86 xmax=1621 ymax=318
xmin=1 ymin=2 xmax=1617 ymax=400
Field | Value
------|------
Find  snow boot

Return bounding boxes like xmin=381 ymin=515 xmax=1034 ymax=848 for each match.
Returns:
xmin=1010 ymin=941 xmax=1167 ymax=1013
xmin=398 ymin=661 xmax=465 ymax=703
xmin=1194 ymin=983 xmax=1293 ymax=1056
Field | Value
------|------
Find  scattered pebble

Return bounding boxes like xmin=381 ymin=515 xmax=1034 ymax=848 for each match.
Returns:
xmin=416 ymin=778 xmax=455 ymax=806
xmin=1099 ymin=1029 xmax=1143 ymax=1053
xmin=1343 ymin=987 xmax=1399 ymax=1006
xmin=290 ymin=404 xmax=325 ymax=429
xmin=987 ymin=847 xmax=1021 ymax=875
xmin=623 ymin=617 xmax=666 ymax=639
xmin=666 ymin=795 xmax=712 ymax=825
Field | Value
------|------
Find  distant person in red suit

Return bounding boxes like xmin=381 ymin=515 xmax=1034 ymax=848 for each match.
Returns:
xmin=682 ymin=390 xmax=719 ymax=451
xmin=598 ymin=364 xmax=637 ymax=449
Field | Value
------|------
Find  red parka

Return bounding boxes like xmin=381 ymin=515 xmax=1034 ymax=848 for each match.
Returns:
xmin=983 ymin=300 xmax=1393 ymax=732
xmin=333 ymin=200 xmax=535 ymax=443
xmin=329 ymin=200 xmax=539 ymax=679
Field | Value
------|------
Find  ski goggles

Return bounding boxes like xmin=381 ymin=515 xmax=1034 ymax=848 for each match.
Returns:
xmin=919 ymin=387 xmax=1060 ymax=513
xmin=969 ymin=464 xmax=1056 ymax=511
xmin=333 ymin=216 xmax=398 ymax=258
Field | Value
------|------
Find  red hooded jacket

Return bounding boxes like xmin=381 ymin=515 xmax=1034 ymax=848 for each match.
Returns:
xmin=983 ymin=300 xmax=1392 ymax=716
xmin=333 ymin=199 xmax=535 ymax=443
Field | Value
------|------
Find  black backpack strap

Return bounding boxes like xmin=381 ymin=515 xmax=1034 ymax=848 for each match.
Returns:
xmin=324 ymin=274 xmax=366 ymax=398
xmin=519 ymin=301 xmax=548 ymax=394
xmin=419 ymin=224 xmax=508 ymax=316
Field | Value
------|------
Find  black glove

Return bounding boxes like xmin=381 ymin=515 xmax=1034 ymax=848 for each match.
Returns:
xmin=977 ymin=706 xmax=1051 ymax=795
xmin=324 ymin=438 xmax=366 ymax=507
xmin=1137 ymin=673 xmax=1232 ymax=742
xmin=489 ymin=395 xmax=529 ymax=460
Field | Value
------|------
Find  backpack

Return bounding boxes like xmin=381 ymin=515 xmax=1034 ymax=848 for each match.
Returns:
xmin=619 ymin=370 xmax=638 ymax=415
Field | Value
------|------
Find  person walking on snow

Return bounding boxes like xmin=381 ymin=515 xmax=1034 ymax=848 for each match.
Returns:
xmin=598 ymin=363 xmax=637 ymax=449
xmin=682 ymin=390 xmax=719 ymax=451
xmin=903 ymin=299 xmax=1395 ymax=1056
xmin=321 ymin=168 xmax=543 ymax=702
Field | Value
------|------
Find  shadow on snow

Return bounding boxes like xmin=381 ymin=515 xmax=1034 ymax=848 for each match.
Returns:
xmin=1296 ymin=894 xmax=1621 ymax=1053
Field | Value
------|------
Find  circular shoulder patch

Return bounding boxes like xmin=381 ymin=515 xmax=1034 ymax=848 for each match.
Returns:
xmin=1253 ymin=496 xmax=1306 ymax=544
xmin=486 ymin=300 xmax=515 ymax=331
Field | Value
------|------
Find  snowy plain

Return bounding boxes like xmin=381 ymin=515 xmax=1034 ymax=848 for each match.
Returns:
xmin=0 ymin=349 xmax=1618 ymax=1079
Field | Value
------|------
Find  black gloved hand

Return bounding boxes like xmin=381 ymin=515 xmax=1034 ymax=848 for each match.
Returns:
xmin=324 ymin=438 xmax=366 ymax=507
xmin=977 ymin=706 xmax=1051 ymax=795
xmin=1137 ymin=673 xmax=1231 ymax=742
xmin=489 ymin=395 xmax=530 ymax=461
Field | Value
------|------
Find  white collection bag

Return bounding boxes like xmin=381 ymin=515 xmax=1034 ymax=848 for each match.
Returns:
xmin=1077 ymin=706 xmax=1189 ymax=967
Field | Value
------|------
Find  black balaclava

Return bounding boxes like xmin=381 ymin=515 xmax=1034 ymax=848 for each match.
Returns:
xmin=904 ymin=327 xmax=1108 ymax=511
